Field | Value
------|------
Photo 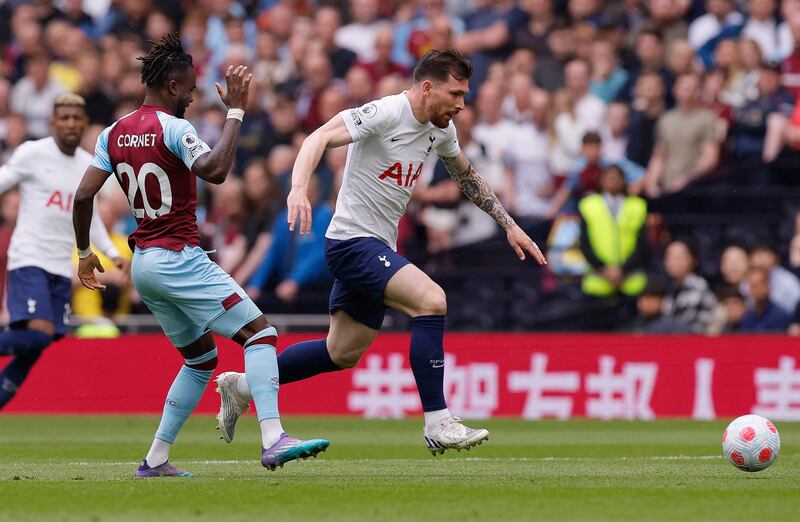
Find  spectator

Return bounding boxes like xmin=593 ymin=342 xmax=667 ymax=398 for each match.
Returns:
xmin=733 ymin=60 xmax=795 ymax=166
xmin=578 ymin=165 xmax=648 ymax=298
xmin=335 ymin=0 xmax=384 ymax=62
xmin=296 ymin=51 xmax=345 ymax=132
xmin=589 ymin=38 xmax=629 ymax=103
xmin=708 ymin=286 xmax=749 ymax=334
xmin=358 ymin=25 xmax=409 ymax=84
xmin=644 ymin=73 xmax=720 ymax=198
xmin=548 ymin=131 xmax=645 ymax=217
xmin=75 ymin=51 xmax=115 ymax=126
xmin=662 ymin=239 xmax=717 ymax=333
xmin=688 ymin=0 xmax=744 ymax=51
xmin=1 ymin=114 xmax=28 ymax=163
xmin=9 ymin=51 xmax=66 ymax=138
xmin=740 ymin=267 xmax=791 ymax=332
xmin=746 ymin=242 xmax=800 ymax=315
xmin=627 ymin=278 xmax=692 ymax=333
xmin=313 ymin=7 xmax=357 ymax=80
xmin=345 ymin=65 xmax=375 ymax=106
xmin=247 ymin=176 xmax=333 ymax=307
xmin=627 ymin=72 xmax=667 ymax=168
xmin=742 ymin=0 xmax=785 ymax=63
xmin=455 ymin=0 xmax=528 ymax=96
xmin=627 ymin=29 xmax=673 ymax=104
xmin=502 ymin=70 xmax=535 ymax=123
xmin=599 ymin=101 xmax=631 ymax=163
xmin=472 ymin=80 xmax=515 ymax=200
xmin=232 ymin=160 xmax=281 ymax=286
xmin=505 ymin=89 xmax=554 ymax=234
xmin=780 ymin=10 xmax=800 ymax=99
xmin=564 ymin=57 xmax=606 ymax=130
xmin=718 ymin=243 xmax=751 ymax=291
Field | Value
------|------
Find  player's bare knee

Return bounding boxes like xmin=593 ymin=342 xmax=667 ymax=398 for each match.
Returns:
xmin=416 ymin=287 xmax=447 ymax=316
xmin=332 ymin=351 xmax=360 ymax=369
xmin=327 ymin=338 xmax=367 ymax=368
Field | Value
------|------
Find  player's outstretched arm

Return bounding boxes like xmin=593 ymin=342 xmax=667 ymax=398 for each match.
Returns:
xmin=191 ymin=65 xmax=252 ymax=185
xmin=74 ymin=166 xmax=112 ymax=290
xmin=288 ymin=114 xmax=353 ymax=234
xmin=440 ymin=152 xmax=547 ymax=265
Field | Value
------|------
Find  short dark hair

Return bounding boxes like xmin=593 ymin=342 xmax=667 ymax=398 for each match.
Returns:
xmin=582 ymin=131 xmax=602 ymax=145
xmin=751 ymin=241 xmax=778 ymax=256
xmin=137 ymin=32 xmax=193 ymax=88
xmin=413 ymin=49 xmax=472 ymax=84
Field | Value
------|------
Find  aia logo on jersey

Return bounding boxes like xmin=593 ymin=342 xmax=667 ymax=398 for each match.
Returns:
xmin=379 ymin=162 xmax=423 ymax=187
xmin=45 ymin=191 xmax=73 ymax=212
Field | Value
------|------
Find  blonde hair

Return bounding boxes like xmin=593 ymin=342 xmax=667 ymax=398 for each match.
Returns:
xmin=53 ymin=93 xmax=86 ymax=112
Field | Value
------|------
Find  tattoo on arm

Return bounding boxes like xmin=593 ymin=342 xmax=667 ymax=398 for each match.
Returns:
xmin=440 ymin=154 xmax=516 ymax=230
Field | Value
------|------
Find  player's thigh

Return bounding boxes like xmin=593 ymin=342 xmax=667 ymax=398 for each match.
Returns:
xmin=47 ymin=272 xmax=72 ymax=338
xmin=152 ymin=246 xmax=263 ymax=341
xmin=131 ymin=250 xmax=205 ymax=348
xmin=6 ymin=267 xmax=58 ymax=335
xmin=327 ymin=310 xmax=379 ymax=368
xmin=383 ymin=264 xmax=447 ymax=317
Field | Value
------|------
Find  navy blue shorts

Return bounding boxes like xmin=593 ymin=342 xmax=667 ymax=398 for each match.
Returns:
xmin=325 ymin=237 xmax=410 ymax=330
xmin=7 ymin=267 xmax=72 ymax=337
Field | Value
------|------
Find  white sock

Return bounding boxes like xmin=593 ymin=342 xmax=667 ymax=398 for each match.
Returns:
xmin=145 ymin=437 xmax=172 ymax=467
xmin=260 ymin=418 xmax=284 ymax=449
xmin=424 ymin=408 xmax=452 ymax=430
xmin=235 ymin=372 xmax=252 ymax=401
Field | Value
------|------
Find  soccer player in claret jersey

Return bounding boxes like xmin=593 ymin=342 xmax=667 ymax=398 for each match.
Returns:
xmin=0 ymin=94 xmax=124 ymax=409
xmin=216 ymin=50 xmax=546 ymax=455
xmin=72 ymin=33 xmax=328 ymax=477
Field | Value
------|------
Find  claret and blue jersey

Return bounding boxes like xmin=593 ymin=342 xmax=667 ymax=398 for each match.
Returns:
xmin=91 ymin=105 xmax=211 ymax=252
xmin=90 ymin=105 xmax=260 ymax=348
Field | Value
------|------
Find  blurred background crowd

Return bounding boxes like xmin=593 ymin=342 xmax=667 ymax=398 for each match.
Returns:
xmin=3 ymin=0 xmax=800 ymax=334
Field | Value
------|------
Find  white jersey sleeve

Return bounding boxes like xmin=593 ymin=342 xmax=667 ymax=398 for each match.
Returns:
xmin=434 ymin=120 xmax=461 ymax=158
xmin=339 ymin=99 xmax=397 ymax=144
xmin=0 ymin=141 xmax=32 ymax=194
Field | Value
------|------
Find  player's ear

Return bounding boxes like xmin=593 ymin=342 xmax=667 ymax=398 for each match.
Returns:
xmin=167 ymin=78 xmax=179 ymax=97
xmin=422 ymin=79 xmax=433 ymax=96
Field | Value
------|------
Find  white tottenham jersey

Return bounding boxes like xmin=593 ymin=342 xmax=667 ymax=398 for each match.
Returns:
xmin=0 ymin=137 xmax=119 ymax=278
xmin=327 ymin=93 xmax=461 ymax=250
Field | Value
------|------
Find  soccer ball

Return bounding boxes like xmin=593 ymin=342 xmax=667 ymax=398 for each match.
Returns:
xmin=722 ymin=414 xmax=780 ymax=472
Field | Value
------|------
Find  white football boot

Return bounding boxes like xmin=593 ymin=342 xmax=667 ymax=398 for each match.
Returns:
xmin=215 ymin=372 xmax=250 ymax=443
xmin=424 ymin=416 xmax=490 ymax=455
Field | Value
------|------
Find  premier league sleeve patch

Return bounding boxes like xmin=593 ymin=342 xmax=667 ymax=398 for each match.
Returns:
xmin=360 ymin=103 xmax=377 ymax=118
xmin=181 ymin=132 xmax=199 ymax=148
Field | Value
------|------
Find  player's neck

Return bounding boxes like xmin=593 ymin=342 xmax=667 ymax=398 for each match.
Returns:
xmin=53 ymin=138 xmax=77 ymax=157
xmin=142 ymin=93 xmax=173 ymax=114
xmin=404 ymin=88 xmax=431 ymax=125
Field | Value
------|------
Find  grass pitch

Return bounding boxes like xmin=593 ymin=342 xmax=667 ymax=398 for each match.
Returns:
xmin=0 ymin=416 xmax=797 ymax=521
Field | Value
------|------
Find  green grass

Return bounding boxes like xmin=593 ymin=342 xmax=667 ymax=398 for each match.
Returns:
xmin=0 ymin=416 xmax=798 ymax=521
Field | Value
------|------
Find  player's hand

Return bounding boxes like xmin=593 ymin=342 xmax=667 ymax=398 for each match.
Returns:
xmin=246 ymin=286 xmax=261 ymax=301
xmin=78 ymin=253 xmax=107 ymax=291
xmin=112 ymin=257 xmax=131 ymax=286
xmin=275 ymin=280 xmax=300 ymax=303
xmin=215 ymin=65 xmax=253 ymax=110
xmin=506 ymin=225 xmax=547 ymax=265
xmin=287 ymin=187 xmax=312 ymax=235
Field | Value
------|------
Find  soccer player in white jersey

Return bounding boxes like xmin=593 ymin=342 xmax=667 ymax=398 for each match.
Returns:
xmin=216 ymin=50 xmax=546 ymax=454
xmin=0 ymin=94 xmax=124 ymax=408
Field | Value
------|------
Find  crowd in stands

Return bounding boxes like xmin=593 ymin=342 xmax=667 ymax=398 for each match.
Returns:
xmin=4 ymin=0 xmax=800 ymax=333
